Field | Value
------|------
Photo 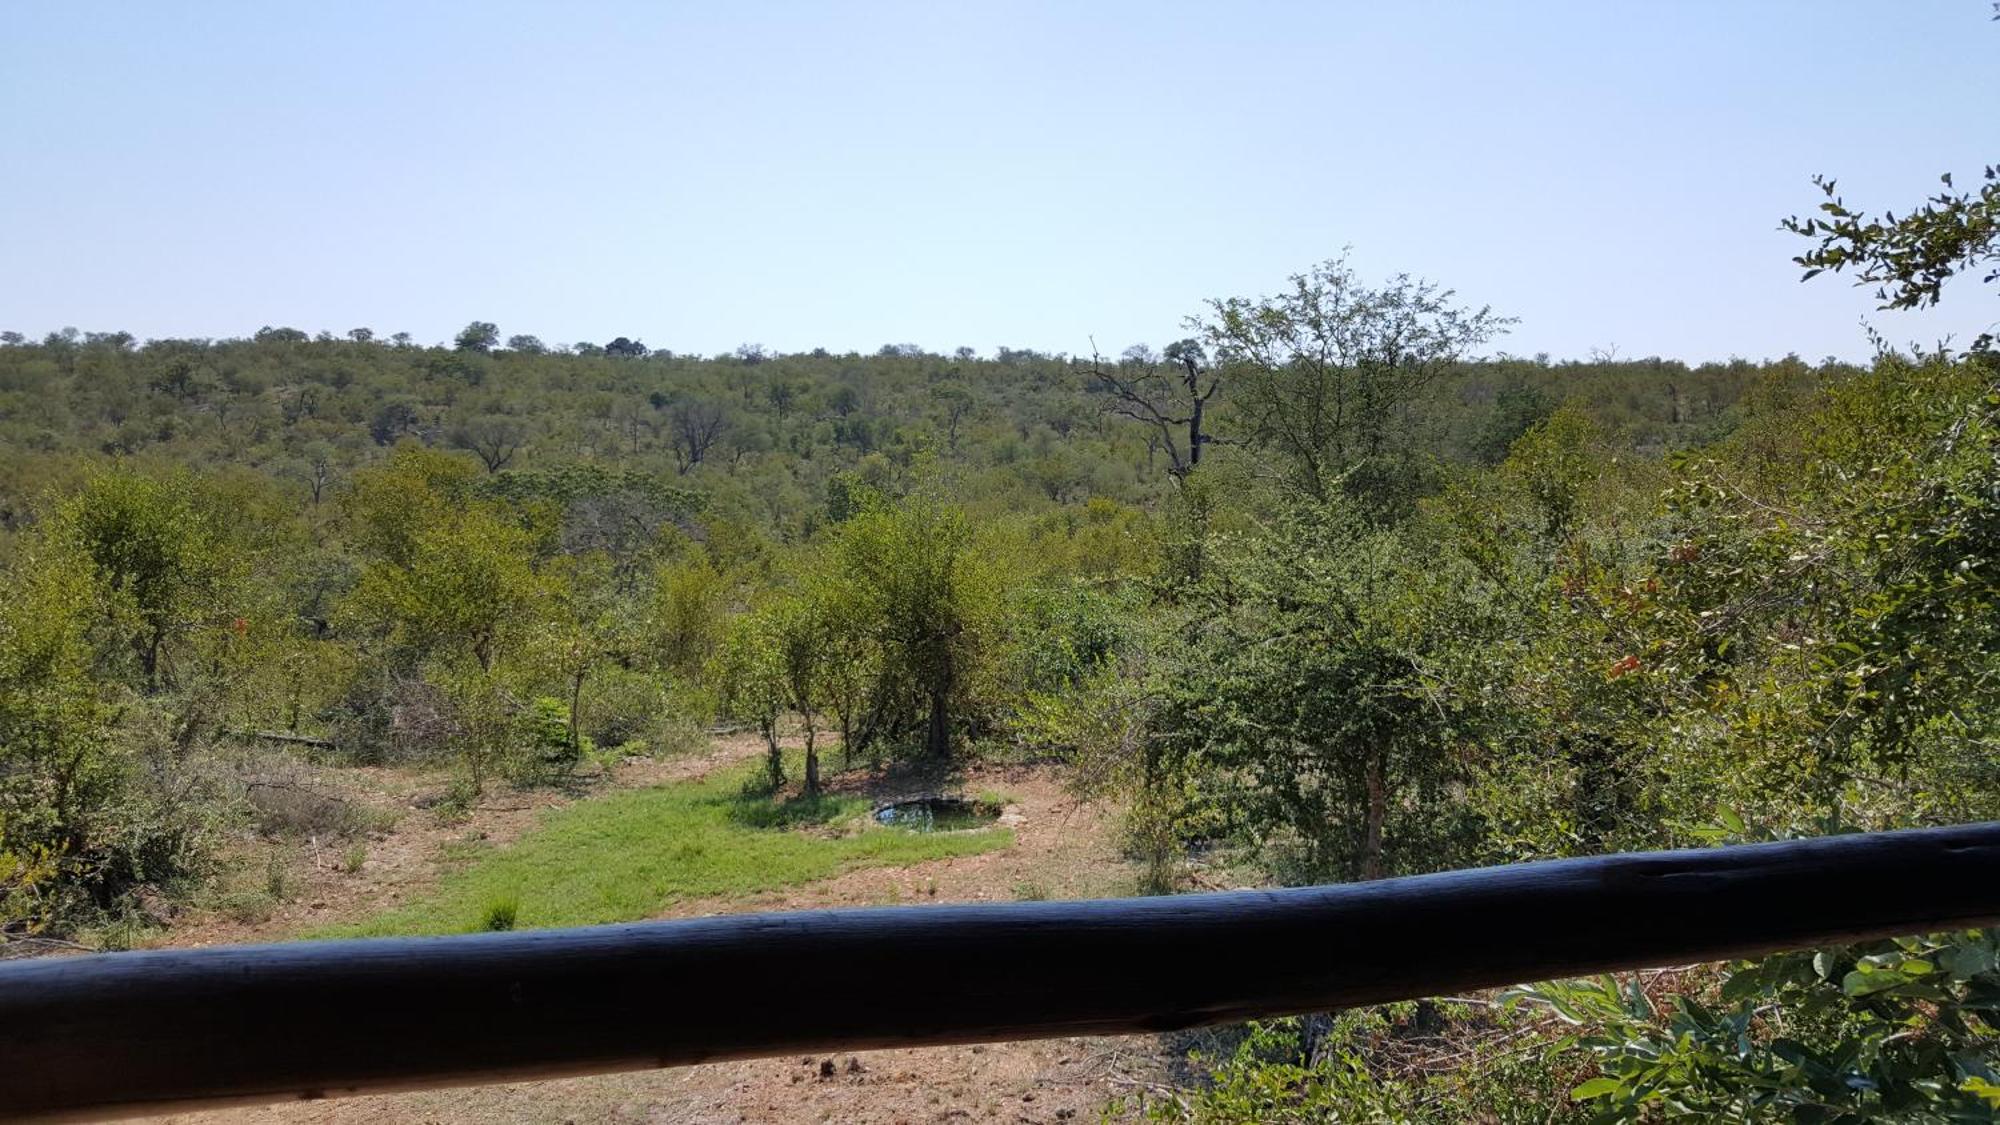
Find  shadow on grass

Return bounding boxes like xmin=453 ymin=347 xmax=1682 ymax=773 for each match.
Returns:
xmin=831 ymin=748 xmax=976 ymax=796
xmin=711 ymin=760 xmax=872 ymax=830
xmin=722 ymin=746 xmax=976 ymax=831
xmin=725 ymin=788 xmax=862 ymax=830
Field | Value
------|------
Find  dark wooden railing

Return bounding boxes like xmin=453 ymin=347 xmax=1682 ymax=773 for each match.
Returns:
xmin=3 ymin=822 xmax=1997 ymax=1121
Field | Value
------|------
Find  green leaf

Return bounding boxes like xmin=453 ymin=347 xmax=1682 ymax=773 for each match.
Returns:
xmin=1841 ymin=967 xmax=1905 ymax=997
xmin=1939 ymin=940 xmax=1995 ymax=980
xmin=1571 ymin=1077 xmax=1623 ymax=1101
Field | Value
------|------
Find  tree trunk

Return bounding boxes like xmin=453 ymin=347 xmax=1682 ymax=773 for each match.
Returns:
xmin=856 ymin=695 xmax=886 ymax=767
xmin=568 ymin=670 xmax=585 ymax=755
xmin=1188 ymin=396 xmax=1205 ymax=472
xmin=1362 ymin=753 xmax=1387 ymax=881
xmin=1180 ymin=351 xmax=1208 ymax=475
xmin=802 ymin=719 xmax=819 ymax=798
xmin=762 ymin=718 xmax=784 ymax=790
xmin=925 ymin=690 xmax=950 ymax=759
xmin=142 ymin=630 xmax=164 ymax=692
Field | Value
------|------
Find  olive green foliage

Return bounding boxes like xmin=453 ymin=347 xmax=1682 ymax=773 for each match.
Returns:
xmin=1142 ymin=1007 xmax=1576 ymax=1123
xmin=831 ymin=494 xmax=1003 ymax=759
xmin=0 ymin=534 xmax=116 ymax=876
xmin=4 ymin=253 xmax=1991 ymax=1116
xmin=651 ymin=554 xmax=728 ymax=684
xmin=57 ymin=470 xmax=234 ymax=690
xmin=0 ymin=471 xmax=249 ymax=928
xmin=1152 ymin=503 xmax=1482 ymax=884
xmin=1785 ymin=167 xmax=1999 ymax=322
xmin=1122 ymin=261 xmax=2000 ymax=1113
xmin=715 ymin=489 xmax=1015 ymax=789
xmin=1198 ymin=253 xmax=1515 ymax=516
xmin=1518 ymin=929 xmax=2000 ymax=1120
xmin=1165 ymin=929 xmax=2000 ymax=1122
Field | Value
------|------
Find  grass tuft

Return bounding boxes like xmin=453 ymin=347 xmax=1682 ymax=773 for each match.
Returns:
xmin=479 ymin=895 xmax=519 ymax=932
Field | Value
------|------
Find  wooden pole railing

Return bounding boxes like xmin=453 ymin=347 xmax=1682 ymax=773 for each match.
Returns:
xmin=3 ymin=822 xmax=1997 ymax=1121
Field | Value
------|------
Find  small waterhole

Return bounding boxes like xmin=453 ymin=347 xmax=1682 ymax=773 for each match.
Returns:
xmin=873 ymin=797 xmax=998 ymax=833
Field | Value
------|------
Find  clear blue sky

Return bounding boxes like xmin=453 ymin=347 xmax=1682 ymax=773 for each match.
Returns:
xmin=3 ymin=1 xmax=1994 ymax=363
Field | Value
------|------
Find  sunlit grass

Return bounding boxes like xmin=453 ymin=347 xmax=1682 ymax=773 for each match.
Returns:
xmin=336 ymin=759 xmax=1010 ymax=936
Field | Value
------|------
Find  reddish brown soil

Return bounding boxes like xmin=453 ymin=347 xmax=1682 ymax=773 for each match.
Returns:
xmin=163 ymin=735 xmax=776 ymax=950
xmin=137 ymin=741 xmax=1175 ymax=1124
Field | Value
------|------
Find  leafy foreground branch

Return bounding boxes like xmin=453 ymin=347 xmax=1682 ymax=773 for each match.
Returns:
xmin=1141 ymin=930 xmax=2000 ymax=1122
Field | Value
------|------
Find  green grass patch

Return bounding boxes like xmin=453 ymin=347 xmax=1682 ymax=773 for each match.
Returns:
xmin=333 ymin=759 xmax=1011 ymax=937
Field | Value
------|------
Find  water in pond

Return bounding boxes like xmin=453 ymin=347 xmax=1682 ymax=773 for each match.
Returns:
xmin=874 ymin=797 xmax=997 ymax=833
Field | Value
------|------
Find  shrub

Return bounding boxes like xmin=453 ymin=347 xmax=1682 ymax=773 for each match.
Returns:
xmin=239 ymin=754 xmax=376 ymax=838
xmin=582 ymin=668 xmax=708 ymax=760
xmin=513 ymin=696 xmax=587 ymax=784
xmin=1519 ymin=931 xmax=2000 ymax=1121
xmin=262 ymin=853 xmax=292 ymax=902
xmin=218 ymin=889 xmax=275 ymax=925
xmin=579 ymin=667 xmax=666 ymax=748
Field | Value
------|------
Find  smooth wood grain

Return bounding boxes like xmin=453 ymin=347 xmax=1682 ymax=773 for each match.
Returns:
xmin=3 ymin=823 xmax=1996 ymax=1121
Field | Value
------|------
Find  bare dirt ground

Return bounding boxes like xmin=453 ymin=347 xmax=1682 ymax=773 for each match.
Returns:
xmin=164 ymin=734 xmax=779 ymax=949
xmin=139 ymin=740 xmax=1179 ymax=1125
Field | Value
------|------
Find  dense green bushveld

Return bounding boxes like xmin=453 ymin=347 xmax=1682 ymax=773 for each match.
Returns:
xmin=1082 ymin=347 xmax=2000 ymax=1121
xmin=1113 ymin=162 xmax=2000 ymax=1119
xmin=0 ymin=277 xmax=1807 ymax=930
xmin=3 ymin=223 xmax=1996 ymax=1116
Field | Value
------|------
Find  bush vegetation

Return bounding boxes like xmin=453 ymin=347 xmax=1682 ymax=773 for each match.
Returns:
xmin=2 ymin=154 xmax=1997 ymax=1117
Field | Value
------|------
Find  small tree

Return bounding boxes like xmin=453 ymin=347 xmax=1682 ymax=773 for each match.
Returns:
xmin=808 ymin=565 xmax=886 ymax=766
xmin=342 ymin=456 xmax=542 ymax=679
xmin=835 ymin=496 xmax=997 ymax=760
xmin=0 ymin=535 xmax=114 ymax=865
xmin=58 ymin=470 xmax=230 ymax=692
xmin=669 ymin=401 xmax=727 ymax=474
xmin=1200 ymin=254 xmax=1511 ymax=513
xmin=532 ymin=555 xmax=629 ymax=764
xmin=454 ymin=321 xmax=500 ymax=353
xmin=766 ymin=594 xmax=833 ymax=796
xmin=651 ymin=554 xmax=729 ymax=685
xmin=715 ymin=614 xmax=786 ymax=790
xmin=1156 ymin=502 xmax=1474 ymax=883
xmin=343 ymin=446 xmax=481 ymax=567
xmin=449 ymin=413 xmax=527 ymax=473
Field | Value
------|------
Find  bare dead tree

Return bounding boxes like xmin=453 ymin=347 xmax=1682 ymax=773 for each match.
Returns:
xmin=449 ymin=414 xmax=525 ymax=473
xmin=306 ymin=448 xmax=333 ymax=505
xmin=930 ymin=381 xmax=974 ymax=451
xmin=670 ymin=400 xmax=727 ymax=474
xmin=1086 ymin=338 xmax=1219 ymax=479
